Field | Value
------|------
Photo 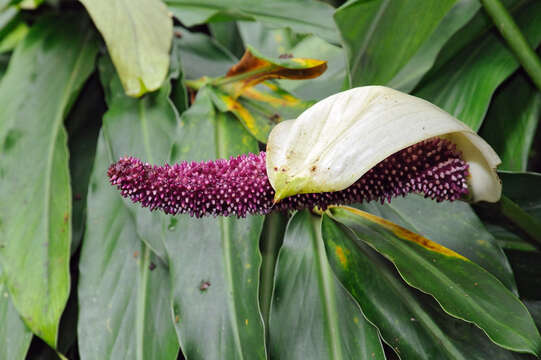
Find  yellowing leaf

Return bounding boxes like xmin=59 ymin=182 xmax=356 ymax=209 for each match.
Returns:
xmin=219 ymin=46 xmax=327 ymax=98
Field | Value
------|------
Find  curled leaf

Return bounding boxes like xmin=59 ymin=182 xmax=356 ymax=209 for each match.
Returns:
xmin=266 ymin=86 xmax=501 ymax=202
xmin=219 ymin=45 xmax=327 ymax=98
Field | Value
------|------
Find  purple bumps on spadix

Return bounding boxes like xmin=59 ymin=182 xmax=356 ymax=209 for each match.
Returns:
xmin=108 ymin=137 xmax=469 ymax=218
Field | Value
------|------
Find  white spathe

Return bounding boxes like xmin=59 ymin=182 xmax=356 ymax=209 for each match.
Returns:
xmin=266 ymin=86 xmax=501 ymax=203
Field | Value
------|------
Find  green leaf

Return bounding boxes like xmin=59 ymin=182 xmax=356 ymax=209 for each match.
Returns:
xmin=173 ymin=28 xmax=237 ymax=80
xmin=78 ymin=135 xmax=179 ymax=360
xmin=80 ymin=0 xmax=173 ymax=97
xmin=165 ymin=88 xmax=267 ymax=359
xmin=356 ymin=194 xmax=517 ymax=294
xmin=270 ymin=211 xmax=385 ymax=360
xmin=387 ymin=0 xmax=481 ymax=92
xmin=0 ymin=14 xmax=98 ymax=347
xmin=505 ymin=249 xmax=541 ymax=300
xmin=0 ymin=12 xmax=28 ymax=54
xmin=480 ymin=72 xmax=540 ymax=171
xmin=329 ymin=206 xmax=541 ymax=355
xmin=321 ymin=214 xmax=534 ymax=359
xmin=414 ymin=0 xmax=541 ymax=130
xmin=165 ymin=0 xmax=339 ymax=44
xmin=499 ymin=172 xmax=541 ymax=220
xmin=334 ymin=0 xmax=457 ymax=87
xmin=237 ymin=21 xmax=346 ymax=100
xmin=98 ymin=55 xmax=178 ymax=261
xmin=209 ymin=21 xmax=245 ymax=59
xmin=0 ymin=267 xmax=32 ymax=360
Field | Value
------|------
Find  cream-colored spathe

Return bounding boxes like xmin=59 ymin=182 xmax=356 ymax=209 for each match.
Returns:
xmin=266 ymin=86 xmax=501 ymax=203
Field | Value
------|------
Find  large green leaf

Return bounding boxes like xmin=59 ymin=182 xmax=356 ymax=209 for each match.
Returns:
xmin=270 ymin=211 xmax=384 ymax=360
xmin=78 ymin=135 xmax=179 ymax=360
xmin=414 ymin=0 xmax=541 ymax=130
xmin=209 ymin=21 xmax=245 ymax=59
xmin=329 ymin=206 xmax=541 ymax=355
xmin=387 ymin=0 xmax=481 ymax=92
xmin=477 ymin=172 xmax=541 ymax=249
xmin=0 ymin=15 xmax=98 ymax=347
xmin=237 ymin=21 xmax=346 ymax=100
xmin=480 ymin=72 xmax=540 ymax=171
xmin=321 ymin=214 xmax=536 ymax=359
xmin=165 ymin=0 xmax=338 ymax=44
xmin=98 ymin=55 xmax=179 ymax=261
xmin=334 ymin=0 xmax=457 ymax=87
xmin=0 ymin=267 xmax=32 ymax=360
xmin=173 ymin=28 xmax=237 ymax=80
xmin=357 ymin=195 xmax=517 ymax=293
xmin=80 ymin=0 xmax=173 ymax=97
xmin=164 ymin=88 xmax=267 ymax=359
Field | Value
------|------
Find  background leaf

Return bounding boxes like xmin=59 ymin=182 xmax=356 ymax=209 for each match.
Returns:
xmin=414 ymin=0 xmax=541 ymax=130
xmin=334 ymin=0 xmax=457 ymax=87
xmin=356 ymin=194 xmax=517 ymax=293
xmin=479 ymin=72 xmax=540 ymax=171
xmin=330 ymin=206 xmax=541 ymax=355
xmin=0 ymin=267 xmax=32 ymax=360
xmin=270 ymin=210 xmax=385 ymax=360
xmin=321 ymin=215 xmax=535 ymax=359
xmin=80 ymin=0 xmax=173 ymax=97
xmin=78 ymin=135 xmax=179 ymax=360
xmin=165 ymin=0 xmax=339 ymax=44
xmin=0 ymin=14 xmax=98 ymax=347
xmin=237 ymin=21 xmax=346 ymax=100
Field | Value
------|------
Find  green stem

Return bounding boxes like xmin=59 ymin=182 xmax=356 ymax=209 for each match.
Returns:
xmin=499 ymin=195 xmax=541 ymax=247
xmin=480 ymin=0 xmax=541 ymax=91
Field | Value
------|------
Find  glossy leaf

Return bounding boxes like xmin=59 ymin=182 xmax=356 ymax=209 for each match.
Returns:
xmin=270 ymin=211 xmax=384 ymax=360
xmin=209 ymin=21 xmax=244 ymax=59
xmin=321 ymin=215 xmax=533 ymax=359
xmin=173 ymin=28 xmax=236 ymax=80
xmin=0 ymin=267 xmax=32 ymax=360
xmin=480 ymin=72 xmax=540 ymax=171
xmin=388 ymin=0 xmax=481 ymax=92
xmin=237 ymin=21 xmax=346 ymax=100
xmin=329 ymin=206 xmax=541 ymax=355
xmin=80 ymin=0 xmax=173 ymax=97
xmin=0 ymin=15 xmax=98 ymax=347
xmin=499 ymin=172 xmax=541 ymax=219
xmin=165 ymin=0 xmax=339 ymax=43
xmin=78 ymin=135 xmax=179 ymax=360
xmin=98 ymin=55 xmax=179 ymax=261
xmin=165 ymin=88 xmax=267 ymax=359
xmin=414 ymin=0 xmax=541 ymax=131
xmin=0 ymin=14 xmax=28 ymax=53
xmin=266 ymin=86 xmax=501 ymax=203
xmin=505 ymin=250 xmax=541 ymax=301
xmin=357 ymin=194 xmax=517 ymax=293
xmin=334 ymin=0 xmax=457 ymax=87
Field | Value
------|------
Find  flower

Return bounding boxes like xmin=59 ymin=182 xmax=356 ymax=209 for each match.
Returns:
xmin=108 ymin=137 xmax=469 ymax=218
xmin=267 ymin=86 xmax=501 ymax=203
